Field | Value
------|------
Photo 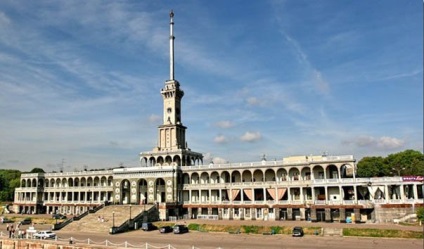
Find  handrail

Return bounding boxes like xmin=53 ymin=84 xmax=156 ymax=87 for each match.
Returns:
xmin=89 ymin=204 xmax=105 ymax=213
xmin=73 ymin=210 xmax=89 ymax=221
xmin=52 ymin=218 xmax=73 ymax=230
xmin=52 ymin=204 xmax=105 ymax=230
xmin=111 ymin=206 xmax=155 ymax=234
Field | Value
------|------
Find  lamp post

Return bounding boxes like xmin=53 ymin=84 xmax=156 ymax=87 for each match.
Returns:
xmin=143 ymin=197 xmax=146 ymax=212
xmin=129 ymin=204 xmax=132 ymax=221
xmin=392 ymin=167 xmax=406 ymax=176
xmin=112 ymin=211 xmax=115 ymax=227
xmin=143 ymin=198 xmax=147 ymax=222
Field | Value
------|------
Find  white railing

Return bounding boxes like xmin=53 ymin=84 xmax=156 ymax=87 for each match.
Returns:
xmin=326 ymin=179 xmax=339 ymax=183
xmin=185 ymin=155 xmax=355 ymax=171
xmin=197 ymin=215 xmax=219 ymax=220
xmin=358 ymin=200 xmax=371 ymax=205
xmin=187 ymin=198 xmax=424 ymax=206
xmin=314 ymin=200 xmax=326 ymax=205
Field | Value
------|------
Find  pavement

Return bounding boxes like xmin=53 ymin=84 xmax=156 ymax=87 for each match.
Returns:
xmin=181 ymin=218 xmax=424 ymax=231
xmin=0 ymin=215 xmax=423 ymax=249
xmin=1 ymin=213 xmax=423 ymax=232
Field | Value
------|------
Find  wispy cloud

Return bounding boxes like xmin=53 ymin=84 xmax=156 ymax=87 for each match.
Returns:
xmin=214 ymin=135 xmax=229 ymax=144
xmin=240 ymin=131 xmax=262 ymax=143
xmin=215 ymin=121 xmax=235 ymax=129
xmin=0 ymin=1 xmax=421 ymax=170
xmin=343 ymin=135 xmax=405 ymax=150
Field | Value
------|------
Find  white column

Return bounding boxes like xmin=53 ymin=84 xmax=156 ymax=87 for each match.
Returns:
xmin=413 ymin=184 xmax=418 ymax=200
xmin=300 ymin=187 xmax=304 ymax=202
xmin=324 ymin=187 xmax=328 ymax=203
xmin=287 ymin=187 xmax=291 ymax=202
xmin=400 ymin=184 xmax=405 ymax=200
xmin=353 ymin=185 xmax=358 ymax=203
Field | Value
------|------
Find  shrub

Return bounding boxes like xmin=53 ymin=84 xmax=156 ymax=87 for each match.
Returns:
xmin=416 ymin=207 xmax=424 ymax=222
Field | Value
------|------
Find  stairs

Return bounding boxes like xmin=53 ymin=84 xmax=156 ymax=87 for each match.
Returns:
xmin=62 ymin=205 xmax=150 ymax=233
xmin=393 ymin=213 xmax=417 ymax=224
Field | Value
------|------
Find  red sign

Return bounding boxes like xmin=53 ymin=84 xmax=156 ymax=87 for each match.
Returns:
xmin=402 ymin=176 xmax=424 ymax=182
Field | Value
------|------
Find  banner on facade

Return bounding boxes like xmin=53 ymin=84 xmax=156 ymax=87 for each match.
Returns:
xmin=402 ymin=176 xmax=424 ymax=182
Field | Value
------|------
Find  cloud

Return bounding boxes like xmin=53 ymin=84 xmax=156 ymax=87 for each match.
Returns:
xmin=377 ymin=136 xmax=404 ymax=149
xmin=0 ymin=11 xmax=10 ymax=26
xmin=278 ymin=25 xmax=331 ymax=96
xmin=148 ymin=114 xmax=161 ymax=123
xmin=246 ymin=97 xmax=261 ymax=106
xmin=240 ymin=131 xmax=262 ymax=142
xmin=312 ymin=69 xmax=330 ymax=95
xmin=202 ymin=152 xmax=228 ymax=164
xmin=373 ymin=69 xmax=423 ymax=82
xmin=214 ymin=135 xmax=228 ymax=144
xmin=212 ymin=157 xmax=228 ymax=164
xmin=344 ymin=135 xmax=404 ymax=150
xmin=215 ymin=120 xmax=234 ymax=129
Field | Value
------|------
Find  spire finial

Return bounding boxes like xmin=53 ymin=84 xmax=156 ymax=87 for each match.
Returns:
xmin=169 ymin=10 xmax=175 ymax=81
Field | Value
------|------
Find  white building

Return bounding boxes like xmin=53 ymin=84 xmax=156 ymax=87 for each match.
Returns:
xmin=13 ymin=11 xmax=424 ymax=223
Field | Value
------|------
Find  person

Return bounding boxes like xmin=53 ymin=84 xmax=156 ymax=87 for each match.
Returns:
xmin=6 ymin=224 xmax=9 ymax=232
xmin=9 ymin=225 xmax=13 ymax=238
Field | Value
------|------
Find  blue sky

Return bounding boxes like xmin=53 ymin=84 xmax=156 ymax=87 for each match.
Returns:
xmin=0 ymin=0 xmax=422 ymax=172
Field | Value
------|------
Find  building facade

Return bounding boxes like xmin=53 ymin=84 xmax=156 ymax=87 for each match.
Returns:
xmin=13 ymin=11 xmax=424 ymax=223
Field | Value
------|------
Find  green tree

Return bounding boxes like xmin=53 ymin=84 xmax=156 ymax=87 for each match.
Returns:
xmin=385 ymin=150 xmax=424 ymax=176
xmin=29 ymin=168 xmax=45 ymax=173
xmin=417 ymin=207 xmax=424 ymax=224
xmin=357 ymin=156 xmax=385 ymax=177
xmin=0 ymin=169 xmax=21 ymax=202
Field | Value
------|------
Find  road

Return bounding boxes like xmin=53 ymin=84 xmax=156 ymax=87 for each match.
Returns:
xmin=0 ymin=219 xmax=423 ymax=249
xmin=54 ymin=229 xmax=423 ymax=249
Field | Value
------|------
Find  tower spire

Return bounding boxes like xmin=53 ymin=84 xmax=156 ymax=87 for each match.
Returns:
xmin=169 ymin=10 xmax=175 ymax=81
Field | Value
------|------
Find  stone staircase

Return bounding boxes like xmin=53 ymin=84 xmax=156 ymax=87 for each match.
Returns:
xmin=62 ymin=205 xmax=150 ymax=233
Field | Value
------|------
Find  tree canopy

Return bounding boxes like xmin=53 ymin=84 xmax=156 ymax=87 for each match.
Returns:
xmin=0 ymin=169 xmax=21 ymax=202
xmin=29 ymin=168 xmax=45 ymax=173
xmin=357 ymin=149 xmax=424 ymax=177
xmin=357 ymin=156 xmax=385 ymax=177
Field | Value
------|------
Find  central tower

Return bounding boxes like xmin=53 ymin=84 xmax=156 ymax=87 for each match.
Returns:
xmin=140 ymin=11 xmax=203 ymax=167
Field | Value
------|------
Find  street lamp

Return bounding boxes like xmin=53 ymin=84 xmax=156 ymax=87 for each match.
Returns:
xmin=112 ymin=211 xmax=115 ymax=227
xmin=143 ymin=198 xmax=147 ymax=222
xmin=392 ymin=167 xmax=406 ymax=176
xmin=143 ymin=197 xmax=146 ymax=212
xmin=129 ymin=204 xmax=132 ymax=220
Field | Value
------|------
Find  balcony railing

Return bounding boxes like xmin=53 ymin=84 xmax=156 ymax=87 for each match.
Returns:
xmin=182 ymin=176 xmax=408 ymax=189
xmin=15 ymin=186 xmax=113 ymax=192
xmin=182 ymin=198 xmax=424 ymax=206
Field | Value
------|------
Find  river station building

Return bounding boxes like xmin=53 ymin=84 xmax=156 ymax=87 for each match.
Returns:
xmin=13 ymin=11 xmax=423 ymax=223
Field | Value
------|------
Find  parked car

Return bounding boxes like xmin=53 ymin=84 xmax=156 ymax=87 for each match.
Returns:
xmin=159 ymin=226 xmax=173 ymax=233
xmin=141 ymin=222 xmax=157 ymax=231
xmin=173 ymin=225 xmax=189 ymax=234
xmin=33 ymin=230 xmax=56 ymax=239
xmin=52 ymin=214 xmax=67 ymax=219
xmin=0 ymin=217 xmax=13 ymax=223
xmin=19 ymin=217 xmax=32 ymax=225
xmin=292 ymin=226 xmax=304 ymax=237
